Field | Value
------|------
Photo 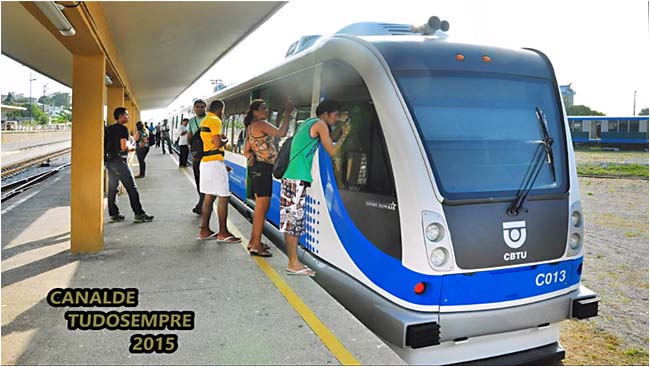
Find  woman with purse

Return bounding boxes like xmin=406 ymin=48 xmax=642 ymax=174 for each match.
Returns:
xmin=133 ymin=121 xmax=150 ymax=178
xmin=244 ymin=98 xmax=294 ymax=257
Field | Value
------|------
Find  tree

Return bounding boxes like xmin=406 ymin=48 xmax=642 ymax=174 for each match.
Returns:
xmin=639 ymin=108 xmax=649 ymax=116
xmin=566 ymin=104 xmax=605 ymax=116
xmin=38 ymin=95 xmax=53 ymax=106
xmin=53 ymin=110 xmax=72 ymax=124
xmin=51 ymin=92 xmax=71 ymax=108
xmin=2 ymin=92 xmax=15 ymax=104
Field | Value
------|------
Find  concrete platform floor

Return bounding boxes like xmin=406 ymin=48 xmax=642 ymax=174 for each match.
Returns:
xmin=1 ymin=148 xmax=405 ymax=365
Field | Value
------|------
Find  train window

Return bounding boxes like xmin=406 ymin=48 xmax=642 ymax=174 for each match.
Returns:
xmin=571 ymin=121 xmax=581 ymax=132
xmin=320 ymin=61 xmax=402 ymax=260
xmin=608 ymin=120 xmax=619 ymax=132
xmin=619 ymin=120 xmax=629 ymax=132
xmin=252 ymin=68 xmax=314 ymax=148
xmin=630 ymin=120 xmax=640 ymax=132
xmin=395 ymin=72 xmax=568 ymax=199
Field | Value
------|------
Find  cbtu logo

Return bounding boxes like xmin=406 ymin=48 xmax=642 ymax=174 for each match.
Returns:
xmin=502 ymin=221 xmax=527 ymax=249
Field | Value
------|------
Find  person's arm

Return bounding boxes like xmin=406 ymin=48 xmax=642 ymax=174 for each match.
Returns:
xmin=186 ymin=119 xmax=194 ymax=141
xmin=312 ymin=120 xmax=351 ymax=157
xmin=243 ymin=134 xmax=255 ymax=165
xmin=180 ymin=126 xmax=188 ymax=135
xmin=134 ymin=130 xmax=140 ymax=143
xmin=258 ymin=99 xmax=295 ymax=138
xmin=211 ymin=133 xmax=227 ymax=148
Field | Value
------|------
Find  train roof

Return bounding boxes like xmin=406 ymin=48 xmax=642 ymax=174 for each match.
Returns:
xmin=362 ymin=35 xmax=555 ymax=79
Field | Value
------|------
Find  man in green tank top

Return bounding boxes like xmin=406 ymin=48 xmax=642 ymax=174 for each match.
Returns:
xmin=280 ymin=100 xmax=351 ymax=276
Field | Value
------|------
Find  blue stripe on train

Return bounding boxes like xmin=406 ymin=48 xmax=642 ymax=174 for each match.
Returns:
xmin=228 ymin=154 xmax=582 ymax=307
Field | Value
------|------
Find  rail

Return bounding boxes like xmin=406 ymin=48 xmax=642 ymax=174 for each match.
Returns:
xmin=1 ymin=147 xmax=71 ymax=178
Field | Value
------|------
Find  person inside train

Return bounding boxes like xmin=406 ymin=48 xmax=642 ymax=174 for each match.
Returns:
xmin=243 ymin=98 xmax=295 ymax=257
xmin=280 ymin=99 xmax=351 ymax=276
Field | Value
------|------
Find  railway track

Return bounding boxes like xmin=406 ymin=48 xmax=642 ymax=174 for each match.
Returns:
xmin=1 ymin=163 xmax=70 ymax=202
xmin=1 ymin=147 xmax=71 ymax=179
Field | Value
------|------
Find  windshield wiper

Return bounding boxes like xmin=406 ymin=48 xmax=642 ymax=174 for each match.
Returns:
xmin=507 ymin=107 xmax=555 ymax=216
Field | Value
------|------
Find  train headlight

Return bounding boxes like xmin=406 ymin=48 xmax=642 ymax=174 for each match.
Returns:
xmin=431 ymin=247 xmax=449 ymax=267
xmin=425 ymin=223 xmax=444 ymax=242
xmin=571 ymin=211 xmax=582 ymax=227
xmin=569 ymin=233 xmax=582 ymax=250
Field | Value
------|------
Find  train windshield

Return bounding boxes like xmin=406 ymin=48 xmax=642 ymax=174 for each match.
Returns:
xmin=395 ymin=72 xmax=568 ymax=200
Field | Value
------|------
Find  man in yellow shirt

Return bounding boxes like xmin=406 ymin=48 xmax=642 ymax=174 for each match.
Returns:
xmin=197 ymin=100 xmax=241 ymax=242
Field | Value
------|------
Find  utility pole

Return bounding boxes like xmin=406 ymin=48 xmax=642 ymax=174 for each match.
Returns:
xmin=28 ymin=72 xmax=36 ymax=124
xmin=633 ymin=90 xmax=637 ymax=116
xmin=42 ymin=83 xmax=50 ymax=124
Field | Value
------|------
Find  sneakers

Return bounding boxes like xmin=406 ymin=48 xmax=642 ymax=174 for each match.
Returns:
xmin=134 ymin=213 xmax=155 ymax=223
xmin=134 ymin=174 xmax=145 ymax=179
xmin=109 ymin=214 xmax=125 ymax=223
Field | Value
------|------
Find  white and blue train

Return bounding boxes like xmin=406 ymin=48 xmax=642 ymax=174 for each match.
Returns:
xmin=168 ymin=17 xmax=600 ymax=365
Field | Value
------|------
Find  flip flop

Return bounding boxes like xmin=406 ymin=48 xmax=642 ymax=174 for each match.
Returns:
xmin=249 ymin=249 xmax=272 ymax=257
xmin=247 ymin=243 xmax=271 ymax=251
xmin=196 ymin=232 xmax=218 ymax=240
xmin=286 ymin=267 xmax=315 ymax=277
xmin=217 ymin=235 xmax=242 ymax=244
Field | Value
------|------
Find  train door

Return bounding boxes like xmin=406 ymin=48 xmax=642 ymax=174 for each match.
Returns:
xmin=319 ymin=61 xmax=402 ymax=260
xmin=589 ymin=120 xmax=601 ymax=140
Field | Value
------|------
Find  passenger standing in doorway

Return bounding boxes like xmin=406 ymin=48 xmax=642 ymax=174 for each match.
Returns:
xmin=160 ymin=119 xmax=172 ymax=154
xmin=197 ymin=100 xmax=241 ymax=243
xmin=187 ymin=99 xmax=207 ymax=215
xmin=177 ymin=118 xmax=190 ymax=167
xmin=105 ymin=107 xmax=155 ymax=223
xmin=244 ymin=98 xmax=294 ymax=257
xmin=133 ymin=121 xmax=150 ymax=178
xmin=281 ymin=100 xmax=350 ymax=276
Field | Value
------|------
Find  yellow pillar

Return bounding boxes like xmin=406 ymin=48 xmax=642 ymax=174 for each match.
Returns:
xmin=71 ymin=54 xmax=106 ymax=253
xmin=124 ymin=97 xmax=135 ymax=134
xmin=107 ymin=86 xmax=124 ymax=125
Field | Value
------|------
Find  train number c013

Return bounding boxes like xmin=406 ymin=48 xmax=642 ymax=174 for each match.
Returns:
xmin=535 ymin=270 xmax=566 ymax=286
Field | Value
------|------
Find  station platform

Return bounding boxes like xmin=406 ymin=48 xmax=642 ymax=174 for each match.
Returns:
xmin=1 ymin=149 xmax=405 ymax=365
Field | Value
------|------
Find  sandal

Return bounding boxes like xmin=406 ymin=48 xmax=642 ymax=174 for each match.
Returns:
xmin=286 ymin=267 xmax=315 ymax=277
xmin=196 ymin=232 xmax=218 ymax=240
xmin=247 ymin=243 xmax=271 ymax=251
xmin=217 ymin=235 xmax=242 ymax=244
xmin=249 ymin=249 xmax=272 ymax=257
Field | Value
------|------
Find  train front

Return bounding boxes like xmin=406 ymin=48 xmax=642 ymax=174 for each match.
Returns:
xmin=361 ymin=39 xmax=601 ymax=364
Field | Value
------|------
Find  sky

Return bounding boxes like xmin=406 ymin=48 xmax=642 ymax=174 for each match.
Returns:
xmin=1 ymin=0 xmax=648 ymax=121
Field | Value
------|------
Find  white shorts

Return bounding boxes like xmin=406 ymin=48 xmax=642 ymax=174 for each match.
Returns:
xmin=199 ymin=160 xmax=230 ymax=197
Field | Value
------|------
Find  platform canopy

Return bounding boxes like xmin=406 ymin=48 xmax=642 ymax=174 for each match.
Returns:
xmin=1 ymin=1 xmax=286 ymax=109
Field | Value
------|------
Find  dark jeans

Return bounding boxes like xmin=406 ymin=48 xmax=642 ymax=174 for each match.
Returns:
xmin=192 ymin=156 xmax=205 ymax=210
xmin=161 ymin=137 xmax=172 ymax=154
xmin=106 ymin=158 xmax=145 ymax=216
xmin=136 ymin=147 xmax=149 ymax=176
xmin=155 ymin=134 xmax=161 ymax=147
xmin=179 ymin=145 xmax=189 ymax=166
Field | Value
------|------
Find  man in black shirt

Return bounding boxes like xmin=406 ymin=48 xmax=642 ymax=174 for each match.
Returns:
xmin=105 ymin=107 xmax=154 ymax=223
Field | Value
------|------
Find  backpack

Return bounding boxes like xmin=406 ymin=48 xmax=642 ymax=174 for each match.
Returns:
xmin=104 ymin=126 xmax=117 ymax=161
xmin=272 ymin=119 xmax=320 ymax=180
xmin=189 ymin=117 xmax=204 ymax=159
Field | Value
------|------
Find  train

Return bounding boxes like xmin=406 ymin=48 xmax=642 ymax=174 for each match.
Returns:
xmin=166 ymin=17 xmax=600 ymax=365
xmin=568 ymin=116 xmax=649 ymax=149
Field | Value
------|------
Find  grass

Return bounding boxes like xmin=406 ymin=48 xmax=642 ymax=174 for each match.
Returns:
xmin=577 ymin=163 xmax=649 ymax=179
xmin=561 ymin=320 xmax=649 ymax=365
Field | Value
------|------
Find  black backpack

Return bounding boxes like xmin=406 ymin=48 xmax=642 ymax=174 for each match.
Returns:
xmin=104 ymin=125 xmax=117 ymax=161
xmin=189 ymin=117 xmax=203 ymax=159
